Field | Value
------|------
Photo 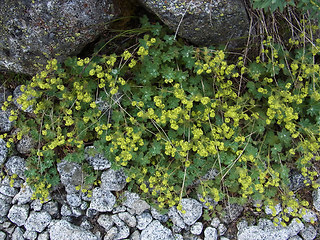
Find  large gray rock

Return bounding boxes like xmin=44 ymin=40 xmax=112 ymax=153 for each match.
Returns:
xmin=141 ymin=220 xmax=174 ymax=240
xmin=5 ymin=156 xmax=26 ymax=179
xmin=178 ymin=198 xmax=203 ymax=225
xmin=137 ymin=0 xmax=249 ymax=48
xmin=8 ymin=205 xmax=29 ymax=227
xmin=0 ymin=0 xmax=119 ymax=75
xmin=88 ymin=187 xmax=116 ymax=212
xmin=24 ymin=211 xmax=52 ymax=232
xmin=84 ymin=146 xmax=111 ymax=171
xmin=57 ymin=159 xmax=83 ymax=187
xmin=49 ymin=220 xmax=98 ymax=240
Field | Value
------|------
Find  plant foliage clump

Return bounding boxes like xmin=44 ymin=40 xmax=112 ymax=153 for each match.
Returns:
xmin=1 ymin=15 xmax=320 ymax=226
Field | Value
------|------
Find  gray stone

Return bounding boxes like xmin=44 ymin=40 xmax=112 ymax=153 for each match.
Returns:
xmin=61 ymin=204 xmax=72 ymax=217
xmin=287 ymin=218 xmax=305 ymax=236
xmin=168 ymin=207 xmax=186 ymax=229
xmin=25 ymin=211 xmax=52 ymax=232
xmin=85 ymin=146 xmax=111 ymax=170
xmin=190 ymin=222 xmax=203 ymax=235
xmin=300 ymin=209 xmax=318 ymax=223
xmin=17 ymin=134 xmax=35 ymax=154
xmin=211 ymin=217 xmax=220 ymax=228
xmin=80 ymin=219 xmax=93 ymax=230
xmin=150 ymin=207 xmax=169 ymax=223
xmin=0 ymin=138 xmax=7 ymax=165
xmin=43 ymin=201 xmax=59 ymax=217
xmin=37 ymin=231 xmax=49 ymax=240
xmin=112 ymin=206 xmax=127 ymax=214
xmin=101 ymin=169 xmax=126 ymax=192
xmin=178 ymin=198 xmax=202 ymax=225
xmin=218 ymin=223 xmax=227 ymax=236
xmin=97 ymin=214 xmax=114 ymax=231
xmin=136 ymin=212 xmax=153 ymax=230
xmin=131 ymin=199 xmax=150 ymax=215
xmin=265 ymin=203 xmax=282 ymax=216
xmin=0 ymin=231 xmax=5 ymax=240
xmin=130 ymin=230 xmax=140 ymax=240
xmin=0 ymin=184 xmax=18 ymax=197
xmin=141 ymin=220 xmax=174 ymax=240
xmin=220 ymin=237 xmax=230 ymax=240
xmin=0 ymin=109 xmax=13 ymax=133
xmin=23 ymin=230 xmax=37 ymax=240
xmin=115 ymin=225 xmax=130 ymax=240
xmin=12 ymin=183 xmax=33 ymax=205
xmin=0 ymin=199 xmax=10 ymax=217
xmin=118 ymin=212 xmax=137 ymax=228
xmin=80 ymin=201 xmax=88 ymax=211
xmin=89 ymin=187 xmax=116 ymax=212
xmin=300 ymin=225 xmax=317 ymax=240
xmin=66 ymin=193 xmax=82 ymax=207
xmin=313 ymin=187 xmax=320 ymax=212
xmin=5 ymin=156 xmax=26 ymax=179
xmin=289 ymin=171 xmax=310 ymax=191
xmin=8 ymin=205 xmax=29 ymax=226
xmin=49 ymin=220 xmax=98 ymax=240
xmin=220 ymin=204 xmax=243 ymax=224
xmin=57 ymin=159 xmax=83 ymax=186
xmin=122 ymin=191 xmax=150 ymax=215
xmin=0 ymin=0 xmax=119 ymax=75
xmin=70 ymin=207 xmax=82 ymax=217
xmin=104 ymin=226 xmax=118 ymax=240
xmin=12 ymin=227 xmax=24 ymax=240
xmin=204 ymin=227 xmax=218 ymax=240
xmin=137 ymin=0 xmax=249 ymax=48
xmin=289 ymin=236 xmax=303 ymax=240
xmin=30 ymin=199 xmax=43 ymax=211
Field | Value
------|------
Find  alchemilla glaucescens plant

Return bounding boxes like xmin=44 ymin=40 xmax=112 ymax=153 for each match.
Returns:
xmin=1 ymin=15 xmax=320 ymax=226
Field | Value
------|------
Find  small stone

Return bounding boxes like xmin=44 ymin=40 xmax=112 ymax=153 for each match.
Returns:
xmin=61 ymin=204 xmax=72 ymax=217
xmin=265 ymin=203 xmax=282 ymax=216
xmin=97 ymin=214 xmax=114 ymax=231
xmin=141 ymin=220 xmax=174 ymax=240
xmin=168 ymin=207 xmax=186 ymax=229
xmin=80 ymin=201 xmax=88 ymax=211
xmin=115 ymin=225 xmax=130 ymax=240
xmin=12 ymin=227 xmax=24 ymax=240
xmin=100 ymin=169 xmax=126 ymax=191
xmin=80 ymin=219 xmax=93 ymax=230
xmin=0 ymin=199 xmax=10 ymax=217
xmin=300 ymin=209 xmax=317 ymax=223
xmin=71 ymin=207 xmax=82 ymax=217
xmin=8 ymin=205 xmax=29 ymax=226
xmin=211 ymin=217 xmax=220 ymax=228
xmin=178 ymin=198 xmax=203 ymax=225
xmin=12 ymin=184 xmax=33 ymax=205
xmin=0 ymin=184 xmax=18 ymax=197
xmin=204 ymin=227 xmax=218 ymax=240
xmin=131 ymin=199 xmax=150 ymax=215
xmin=37 ymin=231 xmax=49 ymax=240
xmin=43 ymin=201 xmax=59 ymax=218
xmin=105 ymin=226 xmax=118 ymax=240
xmin=118 ymin=212 xmax=137 ymax=228
xmin=300 ymin=225 xmax=317 ymax=240
xmin=30 ymin=199 xmax=43 ymax=211
xmin=312 ymin=187 xmax=320 ymax=212
xmin=218 ymin=223 xmax=227 ymax=236
xmin=136 ymin=212 xmax=153 ymax=230
xmin=5 ymin=156 xmax=26 ymax=179
xmin=24 ymin=211 xmax=52 ymax=232
xmin=85 ymin=146 xmax=111 ymax=171
xmin=66 ymin=193 xmax=81 ymax=207
xmin=112 ymin=206 xmax=127 ymax=214
xmin=17 ymin=134 xmax=35 ymax=154
xmin=190 ymin=222 xmax=203 ymax=235
xmin=89 ymin=187 xmax=116 ymax=212
xmin=23 ymin=230 xmax=37 ymax=240
xmin=288 ymin=236 xmax=303 ymax=240
xmin=0 ymin=109 xmax=13 ymax=133
xmin=151 ymin=207 xmax=169 ymax=223
xmin=130 ymin=230 xmax=140 ymax=240
xmin=220 ymin=204 xmax=244 ymax=224
xmin=57 ymin=160 xmax=83 ymax=186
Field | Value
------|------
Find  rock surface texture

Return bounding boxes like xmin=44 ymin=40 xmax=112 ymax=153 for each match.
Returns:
xmin=136 ymin=0 xmax=249 ymax=48
xmin=0 ymin=0 xmax=119 ymax=75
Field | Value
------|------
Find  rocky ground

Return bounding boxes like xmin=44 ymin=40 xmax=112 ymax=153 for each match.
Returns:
xmin=0 ymin=85 xmax=320 ymax=240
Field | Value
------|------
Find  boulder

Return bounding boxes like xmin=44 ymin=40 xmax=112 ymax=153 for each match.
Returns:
xmin=0 ymin=0 xmax=119 ymax=75
xmin=137 ymin=0 xmax=249 ymax=48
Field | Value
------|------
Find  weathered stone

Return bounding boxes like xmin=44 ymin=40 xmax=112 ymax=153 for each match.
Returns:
xmin=23 ymin=230 xmax=37 ymax=240
xmin=0 ymin=199 xmax=10 ymax=217
xmin=66 ymin=193 xmax=82 ymax=207
xmin=191 ymin=222 xmax=203 ymax=235
xmin=204 ymin=227 xmax=218 ymax=240
xmin=49 ymin=220 xmax=98 ymax=240
xmin=100 ymin=168 xmax=126 ymax=192
xmin=168 ymin=207 xmax=186 ymax=229
xmin=118 ymin=212 xmax=137 ymax=228
xmin=17 ymin=134 xmax=35 ymax=154
xmin=178 ymin=198 xmax=202 ymax=225
xmin=12 ymin=183 xmax=33 ymax=205
xmin=0 ymin=231 xmax=5 ymax=240
xmin=8 ymin=205 xmax=29 ymax=226
xmin=141 ymin=220 xmax=174 ymax=240
xmin=97 ymin=214 xmax=114 ymax=231
xmin=85 ymin=146 xmax=111 ymax=171
xmin=136 ymin=212 xmax=153 ymax=230
xmin=0 ymin=109 xmax=13 ymax=133
xmin=220 ymin=203 xmax=243 ymax=224
xmin=300 ymin=225 xmax=317 ymax=240
xmin=57 ymin=159 xmax=83 ymax=186
xmin=137 ymin=0 xmax=249 ymax=48
xmin=88 ymin=187 xmax=116 ymax=212
xmin=12 ymin=227 xmax=24 ymax=240
xmin=24 ymin=211 xmax=52 ymax=232
xmin=0 ymin=0 xmax=119 ymax=75
xmin=5 ymin=156 xmax=26 ymax=179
